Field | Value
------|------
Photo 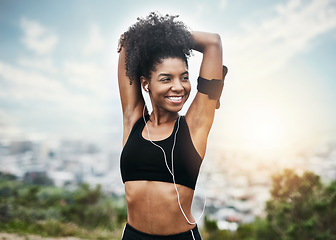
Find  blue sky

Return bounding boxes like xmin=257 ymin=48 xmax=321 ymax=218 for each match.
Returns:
xmin=1 ymin=0 xmax=336 ymax=152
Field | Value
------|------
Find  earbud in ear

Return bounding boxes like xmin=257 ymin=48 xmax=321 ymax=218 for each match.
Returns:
xmin=145 ymin=86 xmax=149 ymax=92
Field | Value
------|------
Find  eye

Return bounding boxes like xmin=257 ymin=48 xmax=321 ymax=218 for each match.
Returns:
xmin=181 ymin=75 xmax=189 ymax=81
xmin=160 ymin=78 xmax=170 ymax=82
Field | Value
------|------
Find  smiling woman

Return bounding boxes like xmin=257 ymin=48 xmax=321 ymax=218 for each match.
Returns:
xmin=141 ymin=58 xmax=191 ymax=113
xmin=117 ymin=12 xmax=226 ymax=240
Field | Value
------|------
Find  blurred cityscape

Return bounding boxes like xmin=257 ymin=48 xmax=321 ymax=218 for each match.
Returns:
xmin=1 ymin=136 xmax=336 ymax=231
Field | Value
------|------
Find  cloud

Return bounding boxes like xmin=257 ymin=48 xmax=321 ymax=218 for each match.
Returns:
xmin=213 ymin=0 xmax=336 ymax=147
xmin=180 ymin=3 xmax=210 ymax=29
xmin=63 ymin=61 xmax=110 ymax=98
xmin=0 ymin=61 xmax=68 ymax=102
xmin=0 ymin=109 xmax=16 ymax=127
xmin=225 ymin=0 xmax=336 ymax=79
xmin=0 ymin=60 xmax=113 ymax=137
xmin=20 ymin=18 xmax=58 ymax=55
xmin=0 ymin=60 xmax=108 ymax=114
xmin=0 ymin=109 xmax=23 ymax=139
xmin=83 ymin=24 xmax=106 ymax=56
xmin=219 ymin=0 xmax=227 ymax=10
xmin=18 ymin=56 xmax=57 ymax=74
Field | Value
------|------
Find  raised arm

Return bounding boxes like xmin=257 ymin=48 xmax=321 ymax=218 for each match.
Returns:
xmin=118 ymin=43 xmax=146 ymax=146
xmin=186 ymin=31 xmax=226 ymax=158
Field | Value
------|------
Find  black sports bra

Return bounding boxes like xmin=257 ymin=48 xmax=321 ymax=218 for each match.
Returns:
xmin=120 ymin=115 xmax=203 ymax=190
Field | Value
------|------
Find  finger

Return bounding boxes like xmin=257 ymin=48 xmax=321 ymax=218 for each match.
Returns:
xmin=117 ymin=43 xmax=123 ymax=53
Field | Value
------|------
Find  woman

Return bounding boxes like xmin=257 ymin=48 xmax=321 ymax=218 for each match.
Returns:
xmin=118 ymin=12 xmax=227 ymax=240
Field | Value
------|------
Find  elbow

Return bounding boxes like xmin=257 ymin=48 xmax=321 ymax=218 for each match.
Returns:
xmin=192 ymin=31 xmax=222 ymax=52
xmin=203 ymin=33 xmax=222 ymax=57
xmin=202 ymin=33 xmax=222 ymax=54
xmin=208 ymin=33 xmax=222 ymax=48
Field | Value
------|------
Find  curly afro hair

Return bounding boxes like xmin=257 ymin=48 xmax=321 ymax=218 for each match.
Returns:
xmin=121 ymin=12 xmax=194 ymax=84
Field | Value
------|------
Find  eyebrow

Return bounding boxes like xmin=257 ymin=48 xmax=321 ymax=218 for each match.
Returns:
xmin=158 ymin=71 xmax=189 ymax=77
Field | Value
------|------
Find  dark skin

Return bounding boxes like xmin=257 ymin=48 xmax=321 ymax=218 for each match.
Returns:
xmin=118 ymin=31 xmax=223 ymax=235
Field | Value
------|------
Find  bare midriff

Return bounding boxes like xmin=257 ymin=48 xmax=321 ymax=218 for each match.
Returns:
xmin=124 ymin=180 xmax=196 ymax=235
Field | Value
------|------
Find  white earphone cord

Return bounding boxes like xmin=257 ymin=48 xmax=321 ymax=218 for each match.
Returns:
xmin=142 ymin=105 xmax=206 ymax=228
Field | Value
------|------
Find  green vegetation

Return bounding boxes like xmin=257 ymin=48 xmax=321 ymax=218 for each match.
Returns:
xmin=1 ymin=169 xmax=336 ymax=240
xmin=203 ymin=169 xmax=336 ymax=240
xmin=266 ymin=169 xmax=336 ymax=240
xmin=0 ymin=172 xmax=127 ymax=239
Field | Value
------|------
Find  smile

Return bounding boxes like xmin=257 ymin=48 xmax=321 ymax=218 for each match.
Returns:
xmin=166 ymin=96 xmax=184 ymax=103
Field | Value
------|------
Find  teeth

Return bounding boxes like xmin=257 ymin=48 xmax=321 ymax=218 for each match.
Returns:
xmin=168 ymin=96 xmax=182 ymax=100
xmin=168 ymin=97 xmax=182 ymax=100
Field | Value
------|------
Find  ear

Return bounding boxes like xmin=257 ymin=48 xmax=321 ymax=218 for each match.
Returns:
xmin=140 ymin=76 xmax=150 ymax=92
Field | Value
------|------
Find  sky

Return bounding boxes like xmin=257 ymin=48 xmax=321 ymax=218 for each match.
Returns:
xmin=1 ymin=0 xmax=336 ymax=154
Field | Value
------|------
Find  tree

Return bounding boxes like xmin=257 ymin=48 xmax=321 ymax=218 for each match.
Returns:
xmin=0 ymin=173 xmax=127 ymax=237
xmin=266 ymin=169 xmax=336 ymax=240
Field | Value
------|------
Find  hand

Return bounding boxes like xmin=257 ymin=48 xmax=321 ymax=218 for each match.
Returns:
xmin=117 ymin=33 xmax=125 ymax=53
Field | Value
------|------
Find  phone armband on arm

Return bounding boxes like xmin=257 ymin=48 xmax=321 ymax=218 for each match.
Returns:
xmin=197 ymin=66 xmax=228 ymax=100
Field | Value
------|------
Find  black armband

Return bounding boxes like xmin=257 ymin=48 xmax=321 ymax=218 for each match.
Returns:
xmin=197 ymin=66 xmax=228 ymax=100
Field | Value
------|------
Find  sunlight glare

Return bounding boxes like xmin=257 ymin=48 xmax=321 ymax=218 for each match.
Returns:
xmin=241 ymin=107 xmax=285 ymax=152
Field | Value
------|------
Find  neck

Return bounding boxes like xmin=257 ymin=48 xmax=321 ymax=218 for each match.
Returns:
xmin=149 ymin=108 xmax=179 ymax=126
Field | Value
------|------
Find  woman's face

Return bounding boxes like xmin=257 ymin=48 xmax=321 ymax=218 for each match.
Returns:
xmin=146 ymin=57 xmax=191 ymax=113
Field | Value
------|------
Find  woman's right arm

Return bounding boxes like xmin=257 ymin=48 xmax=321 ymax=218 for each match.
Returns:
xmin=118 ymin=46 xmax=146 ymax=146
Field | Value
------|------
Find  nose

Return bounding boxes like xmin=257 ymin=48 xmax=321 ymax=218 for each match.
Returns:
xmin=171 ymin=79 xmax=184 ymax=92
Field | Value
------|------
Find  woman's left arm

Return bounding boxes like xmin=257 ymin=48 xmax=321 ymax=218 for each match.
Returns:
xmin=186 ymin=31 xmax=225 ymax=158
